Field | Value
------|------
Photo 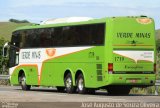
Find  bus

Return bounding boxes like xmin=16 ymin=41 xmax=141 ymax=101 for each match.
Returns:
xmin=3 ymin=16 xmax=156 ymax=95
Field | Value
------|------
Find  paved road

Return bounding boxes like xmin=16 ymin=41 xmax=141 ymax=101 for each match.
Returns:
xmin=0 ymin=86 xmax=160 ymax=108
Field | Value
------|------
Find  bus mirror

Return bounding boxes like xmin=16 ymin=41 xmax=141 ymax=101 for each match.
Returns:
xmin=2 ymin=42 xmax=9 ymax=57
xmin=3 ymin=48 xmax=7 ymax=57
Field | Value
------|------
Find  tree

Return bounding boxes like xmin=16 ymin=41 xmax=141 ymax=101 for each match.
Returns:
xmin=9 ymin=18 xmax=30 ymax=23
xmin=0 ymin=37 xmax=8 ymax=74
xmin=156 ymin=39 xmax=160 ymax=53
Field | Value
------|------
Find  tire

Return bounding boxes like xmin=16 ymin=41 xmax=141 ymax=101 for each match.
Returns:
xmin=19 ymin=73 xmax=31 ymax=91
xmin=77 ymin=74 xmax=87 ymax=94
xmin=64 ymin=73 xmax=76 ymax=93
xmin=107 ymin=86 xmax=131 ymax=95
xmin=56 ymin=86 xmax=65 ymax=92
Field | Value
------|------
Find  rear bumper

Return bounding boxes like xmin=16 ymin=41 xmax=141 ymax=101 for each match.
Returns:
xmin=107 ymin=74 xmax=156 ymax=86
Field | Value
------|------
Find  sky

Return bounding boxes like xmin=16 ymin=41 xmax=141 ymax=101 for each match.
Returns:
xmin=0 ymin=0 xmax=160 ymax=29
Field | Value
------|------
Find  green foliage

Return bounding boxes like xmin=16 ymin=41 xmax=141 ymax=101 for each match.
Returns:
xmin=0 ymin=79 xmax=10 ymax=85
xmin=0 ymin=37 xmax=6 ymax=46
xmin=130 ymin=86 xmax=155 ymax=95
xmin=9 ymin=18 xmax=30 ymax=23
xmin=157 ymin=53 xmax=160 ymax=80
xmin=156 ymin=39 xmax=160 ymax=52
xmin=156 ymin=29 xmax=160 ymax=39
xmin=0 ymin=37 xmax=8 ymax=74
xmin=156 ymin=29 xmax=160 ymax=51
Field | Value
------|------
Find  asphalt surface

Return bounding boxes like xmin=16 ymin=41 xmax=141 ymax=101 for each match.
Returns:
xmin=0 ymin=86 xmax=160 ymax=108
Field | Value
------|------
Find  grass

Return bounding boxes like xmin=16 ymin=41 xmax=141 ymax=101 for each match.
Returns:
xmin=0 ymin=22 xmax=31 ymax=41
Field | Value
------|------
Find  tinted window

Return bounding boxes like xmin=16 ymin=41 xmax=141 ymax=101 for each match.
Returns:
xmin=12 ymin=31 xmax=21 ymax=47
xmin=52 ymin=27 xmax=63 ymax=46
xmin=55 ymin=23 xmax=105 ymax=46
xmin=9 ymin=48 xmax=16 ymax=67
xmin=11 ymin=23 xmax=105 ymax=48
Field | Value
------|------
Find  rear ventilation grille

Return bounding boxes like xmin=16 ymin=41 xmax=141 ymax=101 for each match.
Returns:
xmin=96 ymin=64 xmax=103 ymax=81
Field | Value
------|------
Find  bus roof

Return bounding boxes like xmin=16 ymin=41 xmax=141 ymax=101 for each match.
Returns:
xmin=40 ymin=17 xmax=94 ymax=25
xmin=13 ymin=17 xmax=106 ymax=32
xmin=13 ymin=16 xmax=152 ymax=32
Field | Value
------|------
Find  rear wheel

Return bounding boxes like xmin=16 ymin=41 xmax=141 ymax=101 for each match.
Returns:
xmin=77 ymin=74 xmax=87 ymax=94
xmin=19 ymin=73 xmax=31 ymax=91
xmin=64 ymin=73 xmax=76 ymax=93
xmin=107 ymin=86 xmax=131 ymax=95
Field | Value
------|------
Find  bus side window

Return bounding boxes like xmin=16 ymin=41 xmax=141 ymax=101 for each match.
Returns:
xmin=80 ymin=25 xmax=92 ymax=45
xmin=39 ymin=28 xmax=51 ymax=47
xmin=20 ymin=31 xmax=26 ymax=48
xmin=62 ymin=26 xmax=71 ymax=46
xmin=12 ymin=31 xmax=21 ymax=48
xmin=92 ymin=24 xmax=105 ymax=45
xmin=62 ymin=26 xmax=80 ymax=46
xmin=53 ymin=27 xmax=63 ymax=46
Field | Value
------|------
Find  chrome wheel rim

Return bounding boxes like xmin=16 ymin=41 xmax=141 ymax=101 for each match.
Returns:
xmin=66 ymin=77 xmax=72 ymax=88
xmin=78 ymin=78 xmax=84 ymax=91
xmin=21 ymin=77 xmax=26 ymax=86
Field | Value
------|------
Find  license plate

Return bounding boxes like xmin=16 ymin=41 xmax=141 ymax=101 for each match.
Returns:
xmin=130 ymin=79 xmax=137 ymax=83
xmin=126 ymin=79 xmax=141 ymax=84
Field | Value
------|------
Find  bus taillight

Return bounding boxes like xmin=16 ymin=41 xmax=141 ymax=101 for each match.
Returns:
xmin=108 ymin=63 xmax=113 ymax=74
xmin=154 ymin=63 xmax=156 ymax=73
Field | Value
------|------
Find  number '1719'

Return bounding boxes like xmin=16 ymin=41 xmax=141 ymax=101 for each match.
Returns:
xmin=115 ymin=57 xmax=124 ymax=62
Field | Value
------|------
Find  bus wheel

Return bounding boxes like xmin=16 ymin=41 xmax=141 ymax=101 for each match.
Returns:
xmin=56 ymin=86 xmax=65 ymax=92
xmin=77 ymin=74 xmax=87 ymax=94
xmin=19 ymin=73 xmax=31 ymax=91
xmin=64 ymin=73 xmax=75 ymax=93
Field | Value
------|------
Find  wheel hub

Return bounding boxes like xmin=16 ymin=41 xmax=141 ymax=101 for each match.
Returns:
xmin=21 ymin=77 xmax=26 ymax=86
xmin=78 ymin=78 xmax=84 ymax=91
xmin=66 ymin=77 xmax=72 ymax=88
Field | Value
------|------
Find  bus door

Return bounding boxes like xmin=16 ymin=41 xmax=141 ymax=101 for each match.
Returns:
xmin=9 ymin=47 xmax=19 ymax=68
